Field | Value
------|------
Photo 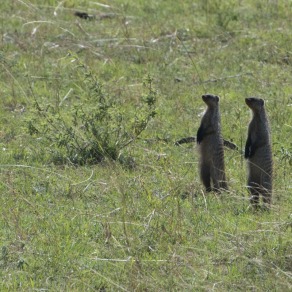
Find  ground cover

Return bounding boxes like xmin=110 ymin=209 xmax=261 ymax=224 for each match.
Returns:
xmin=0 ymin=0 xmax=291 ymax=290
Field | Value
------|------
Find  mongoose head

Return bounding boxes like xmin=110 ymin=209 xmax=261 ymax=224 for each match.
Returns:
xmin=245 ymin=97 xmax=265 ymax=112
xmin=202 ymin=94 xmax=219 ymax=108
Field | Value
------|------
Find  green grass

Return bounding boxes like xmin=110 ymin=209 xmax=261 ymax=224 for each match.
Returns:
xmin=0 ymin=0 xmax=291 ymax=290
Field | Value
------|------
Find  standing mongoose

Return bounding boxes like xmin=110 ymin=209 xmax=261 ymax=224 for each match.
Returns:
xmin=197 ymin=94 xmax=228 ymax=192
xmin=245 ymin=97 xmax=273 ymax=207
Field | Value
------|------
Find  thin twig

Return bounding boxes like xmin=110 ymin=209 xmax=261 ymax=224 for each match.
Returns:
xmin=92 ymin=256 xmax=167 ymax=262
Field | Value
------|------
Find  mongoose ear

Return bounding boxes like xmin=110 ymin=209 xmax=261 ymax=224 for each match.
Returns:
xmin=215 ymin=96 xmax=219 ymax=102
xmin=260 ymin=99 xmax=264 ymax=106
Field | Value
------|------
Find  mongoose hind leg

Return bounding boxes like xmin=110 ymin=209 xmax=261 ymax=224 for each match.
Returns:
xmin=212 ymin=182 xmax=227 ymax=193
xmin=248 ymin=182 xmax=260 ymax=207
xmin=262 ymin=176 xmax=272 ymax=206
xmin=262 ymin=188 xmax=272 ymax=206
xmin=200 ymin=163 xmax=212 ymax=192
xmin=211 ymin=168 xmax=227 ymax=193
xmin=219 ymin=180 xmax=228 ymax=191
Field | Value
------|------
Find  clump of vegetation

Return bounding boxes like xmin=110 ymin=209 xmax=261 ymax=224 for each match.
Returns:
xmin=27 ymin=54 xmax=157 ymax=165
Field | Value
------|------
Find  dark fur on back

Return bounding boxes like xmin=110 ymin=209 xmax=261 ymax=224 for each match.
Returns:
xmin=197 ymin=94 xmax=227 ymax=192
xmin=245 ymin=97 xmax=273 ymax=207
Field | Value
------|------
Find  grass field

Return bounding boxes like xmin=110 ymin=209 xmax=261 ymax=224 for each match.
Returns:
xmin=0 ymin=0 xmax=291 ymax=290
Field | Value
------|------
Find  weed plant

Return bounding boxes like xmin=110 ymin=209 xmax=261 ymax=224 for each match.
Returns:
xmin=27 ymin=54 xmax=157 ymax=165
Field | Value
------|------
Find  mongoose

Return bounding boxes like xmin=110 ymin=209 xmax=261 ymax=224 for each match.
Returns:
xmin=245 ymin=97 xmax=273 ymax=207
xmin=197 ymin=94 xmax=228 ymax=192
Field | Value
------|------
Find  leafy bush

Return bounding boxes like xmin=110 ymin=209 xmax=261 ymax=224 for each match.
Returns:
xmin=27 ymin=55 xmax=157 ymax=165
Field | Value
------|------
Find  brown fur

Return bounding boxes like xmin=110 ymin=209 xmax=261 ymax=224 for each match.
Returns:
xmin=197 ymin=94 xmax=227 ymax=192
xmin=245 ymin=97 xmax=273 ymax=207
